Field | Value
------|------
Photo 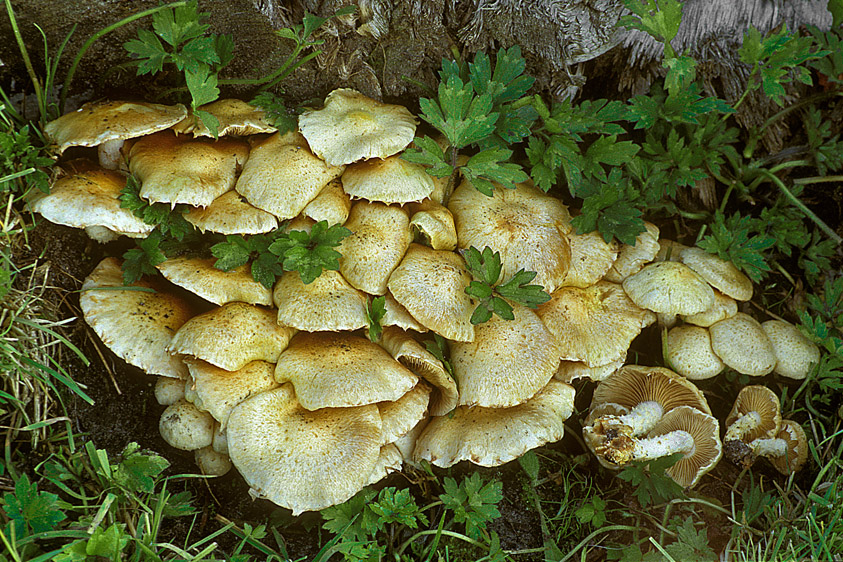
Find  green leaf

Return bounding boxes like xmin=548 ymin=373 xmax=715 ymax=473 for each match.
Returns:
xmin=620 ymin=0 xmax=683 ymax=56
xmin=154 ymin=0 xmax=209 ymax=47
xmin=186 ymin=64 xmax=220 ymax=108
xmin=113 ymin=442 xmax=169 ymax=495
xmin=698 ymin=211 xmax=776 ymax=283
xmin=617 ymin=454 xmax=685 ymax=507
xmin=251 ymin=92 xmax=299 ymax=133
xmin=369 ymin=488 xmax=428 ymax=529
xmin=211 ymin=235 xmax=253 ymax=271
xmin=321 ymin=488 xmax=379 ymax=542
xmin=122 ymin=231 xmax=167 ymax=284
xmin=271 ymin=221 xmax=351 ymax=285
xmin=124 ymin=29 xmax=167 ymax=75
xmin=462 ymin=147 xmax=529 ymax=192
xmin=176 ymin=36 xmax=220 ymax=72
xmin=194 ymin=108 xmax=221 ymax=138
xmin=440 ymin=473 xmax=502 ymax=540
xmin=424 ymin=334 xmax=455 ymax=378
xmin=2 ymin=474 xmax=67 ymax=535
xmin=86 ymin=523 xmax=130 ymax=559
xmin=401 ymin=136 xmax=453 ymax=178
xmin=463 ymin=246 xmax=502 ymax=286
xmin=366 ymin=296 xmax=386 ymax=342
xmin=496 ymin=269 xmax=551 ymax=309
xmin=518 ymin=451 xmax=540 ymax=482
xmin=831 ymin=0 xmax=843 ymax=27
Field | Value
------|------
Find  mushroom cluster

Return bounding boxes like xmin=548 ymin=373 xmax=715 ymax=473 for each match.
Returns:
xmin=39 ymin=91 xmax=813 ymax=512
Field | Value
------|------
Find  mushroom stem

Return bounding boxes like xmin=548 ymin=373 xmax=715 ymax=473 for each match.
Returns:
xmin=617 ymin=400 xmax=665 ymax=435
xmin=748 ymin=437 xmax=788 ymax=458
xmin=602 ymin=429 xmax=695 ymax=465
xmin=98 ymin=139 xmax=126 ymax=170
xmin=724 ymin=411 xmax=762 ymax=441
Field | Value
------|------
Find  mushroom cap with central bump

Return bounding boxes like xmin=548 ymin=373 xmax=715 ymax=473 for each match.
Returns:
xmin=31 ymin=167 xmax=154 ymax=240
xmin=680 ymin=246 xmax=753 ymax=301
xmin=387 ymin=244 xmax=475 ymax=342
xmin=234 ymin=131 xmax=345 ymax=220
xmin=81 ymin=257 xmax=193 ymax=379
xmin=537 ymin=281 xmax=655 ymax=367
xmin=709 ymin=313 xmax=776 ymax=376
xmin=622 ymin=261 xmax=715 ymax=316
xmin=413 ymin=379 xmax=575 ymax=467
xmin=274 ymin=332 xmax=418 ymax=410
xmin=589 ymin=365 xmax=712 ymax=416
xmin=226 ymin=384 xmax=383 ymax=515
xmin=273 ymin=270 xmax=369 ymax=332
xmin=183 ymin=190 xmax=278 ymax=235
xmin=448 ymin=179 xmax=573 ymax=294
xmin=168 ymin=302 xmax=294 ymax=372
xmin=338 ymin=201 xmax=412 ymax=295
xmin=647 ymin=405 xmax=722 ymax=488
xmin=44 ymin=100 xmax=187 ymax=153
xmin=298 ymin=88 xmax=417 ymax=167
xmin=450 ymin=302 xmax=561 ymax=408
xmin=184 ymin=359 xmax=279 ymax=428
xmin=129 ymin=131 xmax=249 ymax=208
xmin=156 ymin=256 xmax=273 ymax=306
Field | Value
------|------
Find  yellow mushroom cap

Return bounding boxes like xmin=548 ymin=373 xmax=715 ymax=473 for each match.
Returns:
xmin=341 ymin=155 xmax=435 ymax=204
xmin=590 ymin=365 xmax=711 ymax=415
xmin=647 ymin=405 xmax=722 ymax=488
xmin=603 ymin=222 xmax=660 ymax=283
xmin=234 ymin=131 xmax=345 ymax=220
xmin=173 ymin=99 xmax=275 ymax=137
xmin=273 ymin=270 xmax=369 ymax=332
xmin=184 ymin=359 xmax=279 ymax=427
xmin=298 ymin=88 xmax=417 ymax=166
xmin=562 ymin=230 xmax=620 ymax=288
xmin=274 ymin=332 xmax=418 ymax=410
xmin=709 ymin=313 xmax=777 ymax=376
xmin=302 ymin=179 xmax=352 ymax=225
xmin=768 ymin=420 xmax=808 ymax=475
xmin=680 ymin=246 xmax=753 ymax=301
xmin=761 ymin=320 xmax=820 ymax=380
xmin=537 ymin=281 xmax=655 ymax=367
xmin=449 ymin=179 xmax=573 ymax=294
xmin=129 ymin=131 xmax=249 ymax=208
xmin=226 ymin=385 xmax=383 ymax=514
xmin=407 ymin=199 xmax=458 ymax=251
xmin=387 ymin=244 xmax=476 ymax=342
xmin=31 ymin=167 xmax=154 ymax=240
xmin=622 ymin=261 xmax=715 ymax=315
xmin=413 ymin=380 xmax=575 ymax=468
xmin=168 ymin=302 xmax=293 ymax=371
xmin=158 ymin=399 xmax=216 ymax=451
xmin=450 ymin=302 xmax=561 ymax=408
xmin=378 ymin=382 xmax=431 ymax=445
xmin=554 ymin=358 xmax=625 ymax=384
xmin=380 ymin=327 xmax=458 ymax=416
xmin=664 ymin=325 xmax=725 ymax=380
xmin=382 ymin=292 xmax=428 ymax=332
xmin=80 ymin=257 xmax=193 ymax=378
xmin=725 ymin=385 xmax=782 ymax=442
xmin=338 ymin=201 xmax=412 ymax=295
xmin=44 ymin=100 xmax=187 ymax=153
xmin=367 ymin=443 xmax=404 ymax=485
xmin=682 ymin=290 xmax=738 ymax=327
xmin=156 ymin=256 xmax=272 ymax=306
xmin=183 ymin=190 xmax=278 ymax=235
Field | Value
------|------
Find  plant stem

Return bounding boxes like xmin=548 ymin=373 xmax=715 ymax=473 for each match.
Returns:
xmin=756 ymin=169 xmax=842 ymax=245
xmin=556 ymin=525 xmax=640 ymax=562
xmin=59 ymin=2 xmax=187 ymax=113
xmin=794 ymin=175 xmax=843 ymax=185
xmin=396 ymin=529 xmax=485 ymax=557
xmin=5 ymin=0 xmax=44 ymax=123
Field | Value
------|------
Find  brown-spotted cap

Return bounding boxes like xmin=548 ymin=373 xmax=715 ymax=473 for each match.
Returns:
xmin=80 ymin=257 xmax=192 ymax=378
xmin=761 ymin=320 xmax=820 ymax=380
xmin=562 ymin=230 xmax=620 ymax=288
xmin=664 ymin=325 xmax=725 ymax=380
xmin=298 ymin=88 xmax=417 ymax=166
xmin=382 ymin=292 xmax=428 ymax=332
xmin=274 ymin=332 xmax=418 ymax=410
xmin=302 ymin=179 xmax=352 ymax=225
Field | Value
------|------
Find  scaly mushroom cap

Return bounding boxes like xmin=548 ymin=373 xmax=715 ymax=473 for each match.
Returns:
xmin=450 ymin=303 xmax=561 ymax=408
xmin=234 ymin=131 xmax=345 ymax=220
xmin=274 ymin=332 xmax=418 ymax=410
xmin=664 ymin=325 xmax=725 ymax=380
xmin=537 ymin=281 xmax=655 ymax=367
xmin=554 ymin=358 xmax=625 ymax=384
xmin=183 ymin=190 xmax=278 ymax=235
xmin=387 ymin=244 xmax=475 ymax=342
xmin=273 ymin=270 xmax=369 ymax=332
xmin=382 ymin=292 xmax=428 ymax=332
xmin=380 ymin=327 xmax=458 ymax=416
xmin=159 ymin=399 xmax=215 ymax=451
xmin=768 ymin=420 xmax=808 ymax=475
xmin=342 ymin=155 xmax=435 ymax=204
xmin=413 ymin=380 xmax=575 ymax=468
xmin=31 ymin=168 xmax=154 ymax=240
xmin=449 ymin=179 xmax=573 ymax=293
xmin=682 ymin=290 xmax=738 ymax=327
xmin=562 ymin=230 xmax=620 ymax=288
xmin=680 ymin=246 xmax=753 ymax=301
xmin=338 ymin=201 xmax=412 ymax=294
xmin=169 ymin=302 xmax=293 ymax=371
xmin=590 ymin=365 xmax=711 ymax=415
xmin=378 ymin=383 xmax=431 ymax=445
xmin=761 ymin=320 xmax=820 ymax=380
xmin=173 ymin=99 xmax=275 ymax=137
xmin=709 ymin=313 xmax=776 ymax=376
xmin=408 ymin=199 xmax=458 ymax=251
xmin=44 ymin=100 xmax=187 ymax=153
xmin=156 ymin=257 xmax=272 ymax=306
xmin=647 ymin=405 xmax=722 ymax=488
xmin=622 ymin=261 xmax=715 ymax=315
xmin=725 ymin=385 xmax=781 ymax=442
xmin=603 ymin=222 xmax=660 ymax=283
xmin=129 ymin=131 xmax=249 ymax=208
xmin=302 ymin=179 xmax=352 ymax=225
xmin=367 ymin=444 xmax=404 ymax=485
xmin=81 ymin=257 xmax=192 ymax=378
xmin=184 ymin=359 xmax=279 ymax=427
xmin=298 ymin=88 xmax=417 ymax=166
xmin=226 ymin=384 xmax=383 ymax=515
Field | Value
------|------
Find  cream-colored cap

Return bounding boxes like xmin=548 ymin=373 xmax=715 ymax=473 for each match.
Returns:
xmin=183 ymin=190 xmax=278 ymax=235
xmin=761 ymin=320 xmax=820 ymax=380
xmin=709 ymin=313 xmax=776 ymax=376
xmin=680 ymin=246 xmax=753 ymax=301
xmin=273 ymin=270 xmax=369 ymax=332
xmin=664 ymin=325 xmax=724 ymax=380
xmin=159 ymin=399 xmax=215 ymax=451
xmin=342 ymin=155 xmax=435 ymax=204
xmin=156 ymin=256 xmax=272 ymax=306
xmin=603 ymin=222 xmax=660 ymax=283
xmin=562 ymin=230 xmax=619 ymax=288
xmin=302 ymin=179 xmax=352 ymax=225
xmin=185 ymin=359 xmax=279 ymax=427
xmin=622 ymin=261 xmax=715 ymax=315
xmin=173 ymin=99 xmax=275 ymax=137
